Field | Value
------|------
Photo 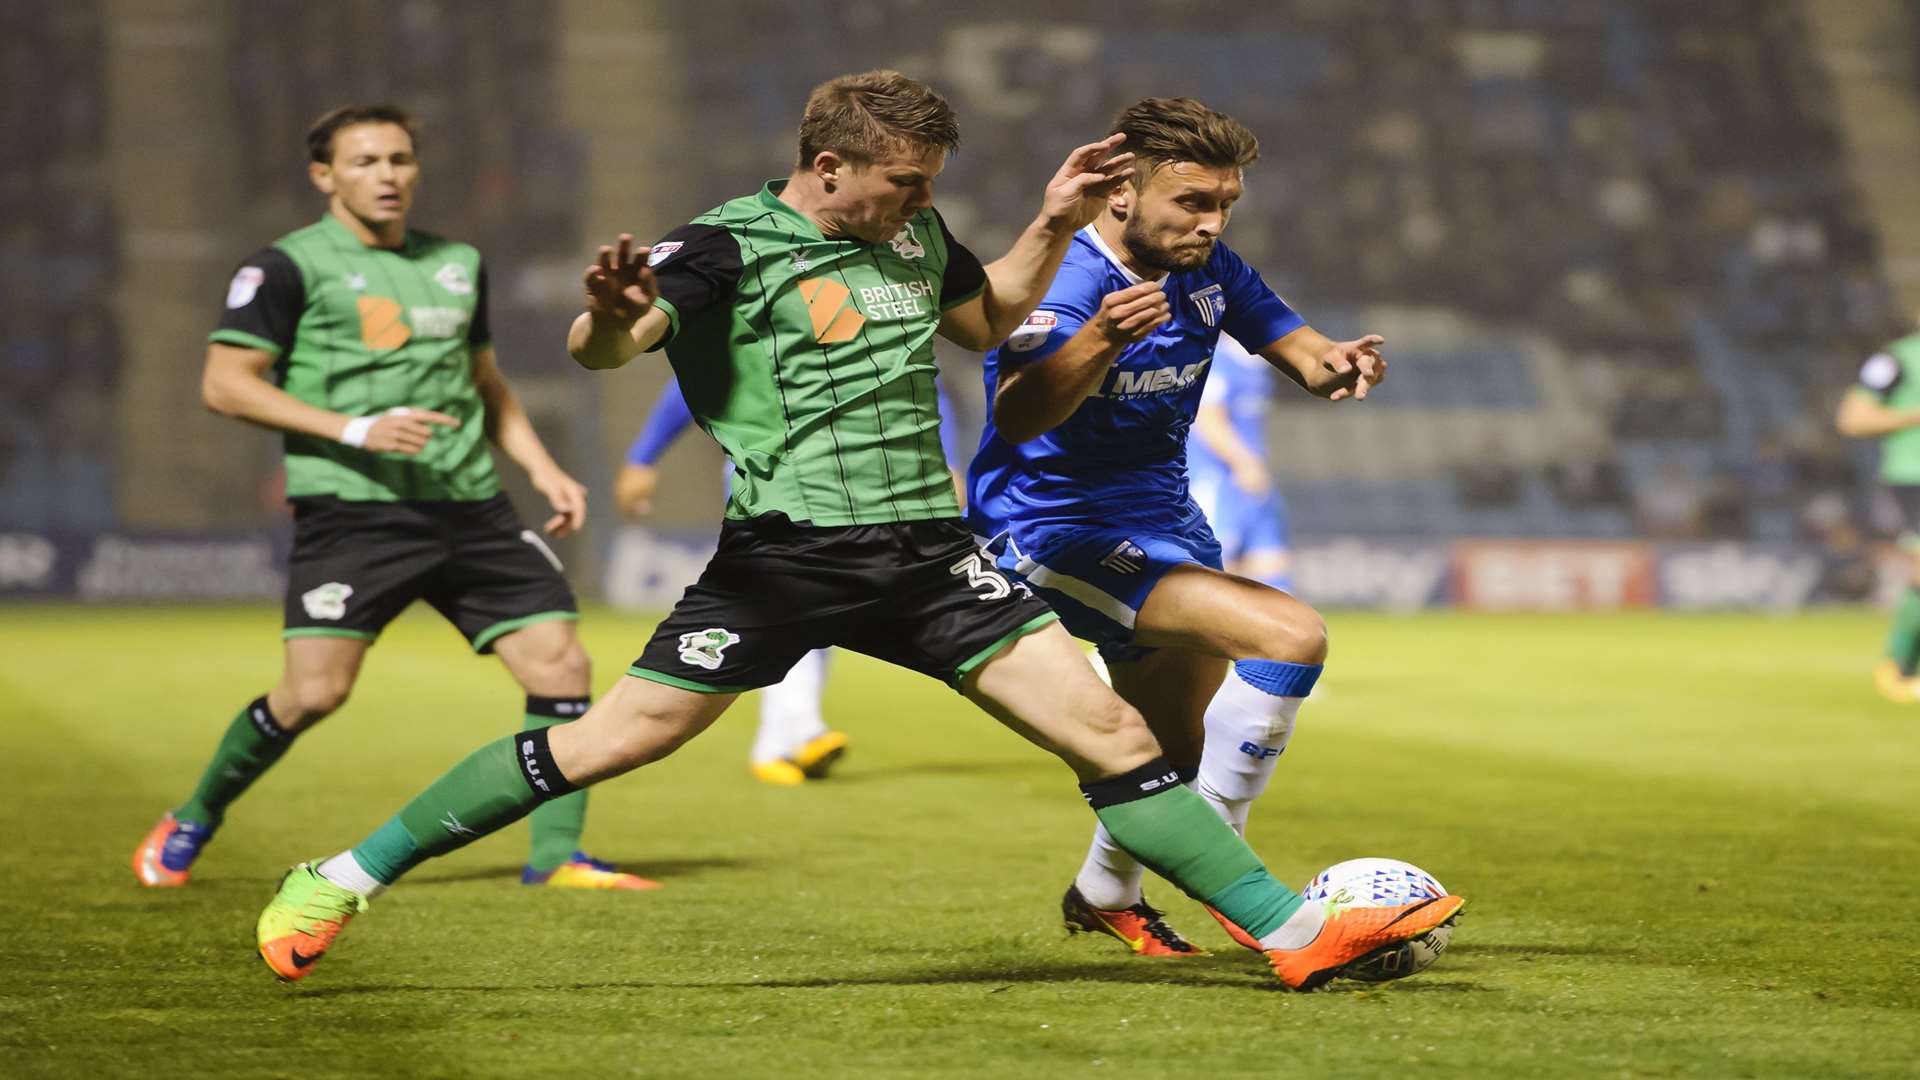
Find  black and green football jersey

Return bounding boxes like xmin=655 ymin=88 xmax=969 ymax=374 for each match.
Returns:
xmin=210 ymin=214 xmax=497 ymax=501
xmin=1857 ymin=333 xmax=1920 ymax=484
xmin=647 ymin=181 xmax=987 ymax=527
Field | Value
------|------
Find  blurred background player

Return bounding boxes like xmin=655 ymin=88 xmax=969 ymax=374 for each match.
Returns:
xmin=131 ymin=105 xmax=652 ymax=892
xmin=969 ymin=98 xmax=1387 ymax=955
xmin=1837 ymin=324 xmax=1920 ymax=703
xmin=614 ymin=378 xmax=973 ymax=783
xmin=1188 ymin=333 xmax=1294 ymax=593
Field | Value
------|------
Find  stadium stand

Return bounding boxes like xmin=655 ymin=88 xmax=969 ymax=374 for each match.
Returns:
xmin=0 ymin=2 xmax=117 ymax=530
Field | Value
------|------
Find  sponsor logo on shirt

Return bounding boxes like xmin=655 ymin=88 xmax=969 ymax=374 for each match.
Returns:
xmin=226 ymin=267 xmax=264 ymax=309
xmin=889 ymin=225 xmax=925 ymax=260
xmin=797 ymin=277 xmax=866 ymax=343
xmin=343 ymin=273 xmax=367 ymax=291
xmin=1007 ymin=311 xmax=1057 ymax=353
xmin=434 ymin=262 xmax=474 ymax=295
xmin=647 ymin=241 xmax=683 ymax=267
xmin=357 ymin=296 xmax=412 ymax=350
xmin=1188 ymin=283 xmax=1226 ymax=327
xmin=1092 ymin=358 xmax=1211 ymax=399
xmin=408 ymin=306 xmax=468 ymax=339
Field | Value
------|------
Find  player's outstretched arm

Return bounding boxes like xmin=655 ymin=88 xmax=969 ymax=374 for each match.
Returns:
xmin=1836 ymin=388 xmax=1920 ymax=438
xmin=992 ymin=281 xmax=1170 ymax=443
xmin=941 ymin=136 xmax=1135 ymax=350
xmin=1259 ymin=326 xmax=1387 ymax=402
xmin=569 ymin=233 xmax=670 ymax=370
xmin=202 ymin=343 xmax=459 ymax=454
xmin=472 ymin=345 xmax=588 ymax=537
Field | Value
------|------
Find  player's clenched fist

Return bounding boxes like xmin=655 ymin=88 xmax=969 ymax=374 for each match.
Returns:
xmin=1090 ymin=280 xmax=1171 ymax=346
xmin=582 ymin=232 xmax=659 ymax=323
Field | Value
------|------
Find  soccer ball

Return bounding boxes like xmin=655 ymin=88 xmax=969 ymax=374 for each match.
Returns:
xmin=1301 ymin=857 xmax=1455 ymax=982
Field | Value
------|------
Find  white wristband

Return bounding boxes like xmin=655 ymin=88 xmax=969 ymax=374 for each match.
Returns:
xmin=339 ymin=415 xmax=376 ymax=448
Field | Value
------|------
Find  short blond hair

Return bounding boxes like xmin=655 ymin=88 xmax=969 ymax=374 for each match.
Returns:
xmin=797 ymin=70 xmax=960 ymax=168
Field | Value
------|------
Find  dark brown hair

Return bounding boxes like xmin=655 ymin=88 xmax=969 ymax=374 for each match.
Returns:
xmin=306 ymin=105 xmax=419 ymax=164
xmin=796 ymin=70 xmax=960 ymax=168
xmin=1108 ymin=97 xmax=1258 ymax=182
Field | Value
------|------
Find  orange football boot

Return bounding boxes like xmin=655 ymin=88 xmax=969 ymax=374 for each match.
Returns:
xmin=1266 ymin=894 xmax=1466 ymax=991
xmin=1062 ymin=884 xmax=1204 ymax=956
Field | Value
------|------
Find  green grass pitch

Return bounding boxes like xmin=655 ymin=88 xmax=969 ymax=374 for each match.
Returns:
xmin=3 ymin=604 xmax=1917 ymax=1077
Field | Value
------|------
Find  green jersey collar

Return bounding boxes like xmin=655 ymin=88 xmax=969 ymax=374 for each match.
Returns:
xmin=317 ymin=211 xmax=411 ymax=254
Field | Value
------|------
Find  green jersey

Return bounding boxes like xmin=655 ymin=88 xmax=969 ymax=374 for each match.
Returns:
xmin=646 ymin=181 xmax=987 ymax=527
xmin=209 ymin=214 xmax=498 ymax=502
xmin=1857 ymin=334 xmax=1920 ymax=484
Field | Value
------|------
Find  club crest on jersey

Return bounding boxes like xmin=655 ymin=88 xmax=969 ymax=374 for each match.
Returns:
xmin=1007 ymin=311 xmax=1057 ymax=353
xmin=434 ymin=262 xmax=474 ymax=295
xmin=647 ymin=241 xmax=683 ymax=267
xmin=1188 ymin=284 xmax=1226 ymax=327
xmin=225 ymin=267 xmax=264 ymax=309
xmin=678 ymin=627 xmax=741 ymax=670
xmin=889 ymin=225 xmax=925 ymax=260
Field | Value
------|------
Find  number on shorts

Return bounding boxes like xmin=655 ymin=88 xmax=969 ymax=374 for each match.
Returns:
xmin=949 ymin=552 xmax=1012 ymax=601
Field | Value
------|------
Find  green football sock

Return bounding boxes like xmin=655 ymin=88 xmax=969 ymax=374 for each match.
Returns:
xmin=175 ymin=696 xmax=295 ymax=830
xmin=524 ymin=696 xmax=590 ymax=873
xmin=1083 ymin=760 xmax=1302 ymax=938
xmin=1888 ymin=586 xmax=1920 ymax=675
xmin=349 ymin=728 xmax=578 ymax=885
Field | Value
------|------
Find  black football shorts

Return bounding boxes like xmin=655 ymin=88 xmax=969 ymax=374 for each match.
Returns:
xmin=630 ymin=514 xmax=1058 ymax=692
xmin=283 ymin=494 xmax=578 ymax=653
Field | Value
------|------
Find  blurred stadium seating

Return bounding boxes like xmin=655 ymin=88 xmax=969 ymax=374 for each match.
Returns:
xmin=5 ymin=0 xmax=1918 ymax=601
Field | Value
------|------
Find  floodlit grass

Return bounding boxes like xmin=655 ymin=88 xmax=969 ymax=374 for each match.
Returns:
xmin=2 ymin=605 xmax=1916 ymax=1077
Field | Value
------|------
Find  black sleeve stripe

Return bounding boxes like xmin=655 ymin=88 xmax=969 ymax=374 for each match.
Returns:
xmin=211 ymin=246 xmax=304 ymax=355
xmin=650 ymin=223 xmax=744 ymax=339
xmin=469 ymin=262 xmax=491 ymax=345
xmin=932 ymin=210 xmax=986 ymax=308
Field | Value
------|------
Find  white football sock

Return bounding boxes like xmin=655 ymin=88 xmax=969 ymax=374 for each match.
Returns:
xmin=317 ymin=851 xmax=386 ymax=898
xmin=1258 ymin=896 xmax=1327 ymax=951
xmin=751 ymin=649 xmax=830 ymax=763
xmin=1073 ymin=667 xmax=1308 ymax=913
xmin=1194 ymin=669 xmax=1302 ymax=836
xmin=1072 ymin=820 xmax=1150 ymax=910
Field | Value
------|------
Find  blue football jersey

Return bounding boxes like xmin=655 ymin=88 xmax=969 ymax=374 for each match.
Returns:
xmin=966 ymin=226 xmax=1302 ymax=538
xmin=1187 ymin=333 xmax=1274 ymax=488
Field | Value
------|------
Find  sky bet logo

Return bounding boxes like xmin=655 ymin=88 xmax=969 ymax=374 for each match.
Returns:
xmin=1238 ymin=741 xmax=1283 ymax=760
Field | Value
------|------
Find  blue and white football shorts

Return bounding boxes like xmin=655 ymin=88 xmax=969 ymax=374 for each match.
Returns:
xmin=1190 ymin=475 xmax=1290 ymax=564
xmin=991 ymin=522 xmax=1222 ymax=664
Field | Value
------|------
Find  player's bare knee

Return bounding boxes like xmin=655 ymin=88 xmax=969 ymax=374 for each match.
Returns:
xmin=1247 ymin=604 xmax=1328 ymax=665
xmin=542 ymin=640 xmax=591 ymax=695
xmin=281 ymin=673 xmax=352 ymax=726
xmin=1086 ymin=696 xmax=1158 ymax=761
